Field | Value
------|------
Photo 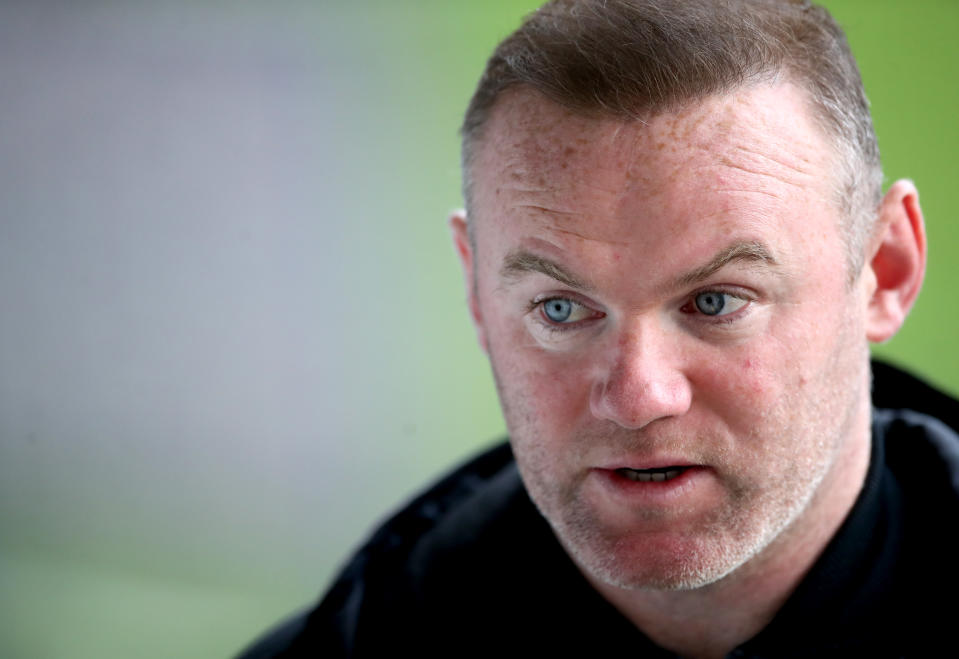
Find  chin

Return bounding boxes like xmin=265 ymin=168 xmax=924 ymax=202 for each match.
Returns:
xmin=555 ymin=517 xmax=776 ymax=592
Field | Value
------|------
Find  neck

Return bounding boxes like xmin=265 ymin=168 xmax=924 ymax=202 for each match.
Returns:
xmin=584 ymin=401 xmax=873 ymax=659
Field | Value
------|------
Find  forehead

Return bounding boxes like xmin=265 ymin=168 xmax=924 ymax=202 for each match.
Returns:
xmin=469 ymin=83 xmax=839 ymax=253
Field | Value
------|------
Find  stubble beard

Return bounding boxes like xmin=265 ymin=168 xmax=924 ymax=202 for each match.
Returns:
xmin=489 ymin=322 xmax=871 ymax=593
xmin=516 ymin=427 xmax=839 ymax=593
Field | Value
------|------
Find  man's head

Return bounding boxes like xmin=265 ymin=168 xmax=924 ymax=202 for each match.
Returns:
xmin=451 ymin=0 xmax=925 ymax=592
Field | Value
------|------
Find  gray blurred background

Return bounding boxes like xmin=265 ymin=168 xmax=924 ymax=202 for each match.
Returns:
xmin=1 ymin=2 xmax=956 ymax=657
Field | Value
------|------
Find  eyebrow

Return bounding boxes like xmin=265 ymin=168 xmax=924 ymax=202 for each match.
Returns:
xmin=672 ymin=241 xmax=778 ymax=289
xmin=499 ymin=240 xmax=777 ymax=292
xmin=500 ymin=250 xmax=593 ymax=291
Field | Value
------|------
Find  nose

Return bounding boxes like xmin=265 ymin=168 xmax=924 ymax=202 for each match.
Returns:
xmin=589 ymin=323 xmax=693 ymax=429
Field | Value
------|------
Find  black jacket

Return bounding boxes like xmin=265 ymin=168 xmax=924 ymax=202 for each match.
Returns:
xmin=240 ymin=361 xmax=959 ymax=657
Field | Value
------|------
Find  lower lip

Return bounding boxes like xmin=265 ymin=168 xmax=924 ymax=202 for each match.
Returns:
xmin=590 ymin=466 xmax=710 ymax=505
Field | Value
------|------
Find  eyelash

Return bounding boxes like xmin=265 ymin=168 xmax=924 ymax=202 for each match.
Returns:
xmin=527 ymin=295 xmax=603 ymax=333
xmin=529 ymin=287 xmax=754 ymax=331
xmin=680 ymin=287 xmax=754 ymax=324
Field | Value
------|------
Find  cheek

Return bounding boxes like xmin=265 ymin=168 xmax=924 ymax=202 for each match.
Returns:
xmin=692 ymin=351 xmax=775 ymax=406
xmin=513 ymin=355 xmax=593 ymax=430
xmin=486 ymin=302 xmax=594 ymax=426
xmin=687 ymin=345 xmax=806 ymax=446
xmin=734 ymin=356 xmax=768 ymax=398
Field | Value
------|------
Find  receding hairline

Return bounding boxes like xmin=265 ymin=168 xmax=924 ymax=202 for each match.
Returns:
xmin=465 ymin=77 xmax=843 ymax=220
xmin=464 ymin=73 xmax=833 ymax=208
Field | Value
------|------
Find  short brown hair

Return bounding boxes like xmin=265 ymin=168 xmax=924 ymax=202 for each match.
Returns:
xmin=461 ymin=0 xmax=882 ymax=273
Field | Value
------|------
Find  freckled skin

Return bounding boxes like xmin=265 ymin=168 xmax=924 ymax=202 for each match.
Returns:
xmin=463 ymin=82 xmax=873 ymax=600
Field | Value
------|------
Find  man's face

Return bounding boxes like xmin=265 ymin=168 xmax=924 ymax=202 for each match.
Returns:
xmin=458 ymin=82 xmax=875 ymax=590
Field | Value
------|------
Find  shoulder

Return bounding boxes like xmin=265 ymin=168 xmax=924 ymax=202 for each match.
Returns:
xmin=871 ymin=361 xmax=959 ymax=635
xmin=239 ymin=440 xmax=632 ymax=657
xmin=237 ymin=441 xmax=556 ymax=657
xmin=872 ymin=359 xmax=959 ymax=496
xmin=871 ymin=360 xmax=959 ymax=435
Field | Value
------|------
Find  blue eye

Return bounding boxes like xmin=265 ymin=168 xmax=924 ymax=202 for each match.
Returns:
xmin=534 ymin=297 xmax=605 ymax=335
xmin=543 ymin=298 xmax=573 ymax=322
xmin=695 ymin=292 xmax=726 ymax=315
xmin=693 ymin=291 xmax=748 ymax=317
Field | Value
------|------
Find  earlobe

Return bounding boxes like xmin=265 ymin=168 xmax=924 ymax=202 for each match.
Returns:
xmin=864 ymin=180 xmax=927 ymax=343
xmin=449 ymin=210 xmax=488 ymax=353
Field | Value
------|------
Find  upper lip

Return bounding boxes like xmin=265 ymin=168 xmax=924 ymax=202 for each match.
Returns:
xmin=598 ymin=457 xmax=700 ymax=471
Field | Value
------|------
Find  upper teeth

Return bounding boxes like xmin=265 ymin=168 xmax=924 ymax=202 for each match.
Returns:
xmin=620 ymin=468 xmax=682 ymax=483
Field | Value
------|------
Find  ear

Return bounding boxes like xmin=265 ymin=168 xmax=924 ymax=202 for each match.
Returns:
xmin=864 ymin=179 xmax=927 ymax=343
xmin=449 ymin=210 xmax=488 ymax=353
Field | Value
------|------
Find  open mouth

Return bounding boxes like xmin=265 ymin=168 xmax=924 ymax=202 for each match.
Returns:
xmin=615 ymin=467 xmax=688 ymax=483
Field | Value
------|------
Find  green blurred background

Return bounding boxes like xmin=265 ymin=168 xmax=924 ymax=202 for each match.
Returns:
xmin=0 ymin=2 xmax=955 ymax=657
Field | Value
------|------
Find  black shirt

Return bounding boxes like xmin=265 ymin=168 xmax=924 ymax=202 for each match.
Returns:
xmin=240 ymin=361 xmax=959 ymax=657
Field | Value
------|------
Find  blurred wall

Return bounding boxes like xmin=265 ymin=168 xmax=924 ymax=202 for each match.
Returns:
xmin=0 ymin=2 xmax=955 ymax=657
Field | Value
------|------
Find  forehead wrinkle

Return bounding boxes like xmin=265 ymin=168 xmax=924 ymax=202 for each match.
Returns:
xmin=713 ymin=158 xmax=811 ymax=191
xmin=673 ymin=241 xmax=780 ymax=290
xmin=548 ymin=225 xmax=630 ymax=248
xmin=504 ymin=166 xmax=634 ymax=202
xmin=730 ymin=143 xmax=816 ymax=178
xmin=515 ymin=203 xmax=578 ymax=217
xmin=506 ymin=200 xmax=633 ymax=248
xmin=677 ymin=130 xmax=819 ymax=181
xmin=651 ymin=92 xmax=829 ymax=189
xmin=713 ymin=188 xmax=787 ymax=205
